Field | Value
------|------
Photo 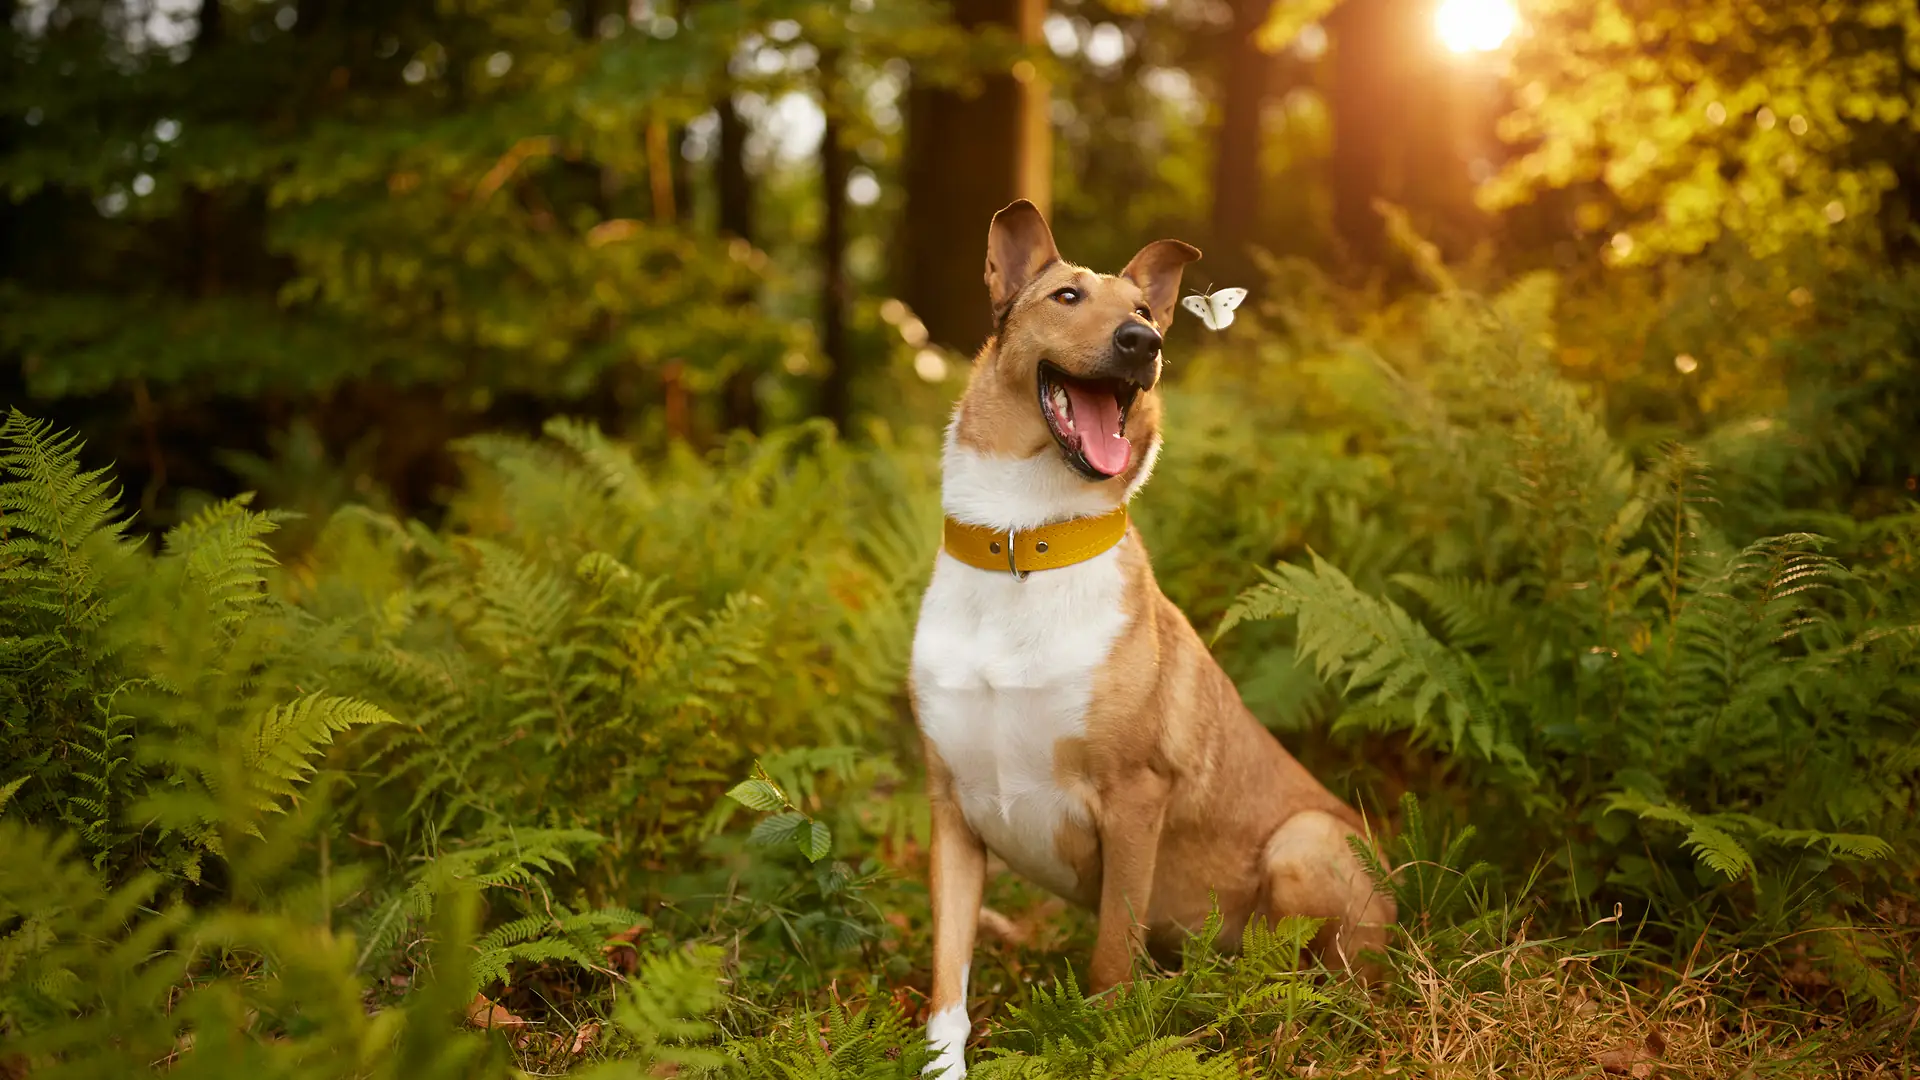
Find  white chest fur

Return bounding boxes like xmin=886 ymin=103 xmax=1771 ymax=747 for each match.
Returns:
xmin=912 ymin=547 xmax=1129 ymax=897
xmin=911 ymin=432 xmax=1146 ymax=900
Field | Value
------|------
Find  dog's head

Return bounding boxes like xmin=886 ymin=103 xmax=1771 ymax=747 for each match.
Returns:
xmin=961 ymin=199 xmax=1199 ymax=486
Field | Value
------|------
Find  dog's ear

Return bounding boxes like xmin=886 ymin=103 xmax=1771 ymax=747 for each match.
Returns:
xmin=985 ymin=199 xmax=1061 ymax=315
xmin=1121 ymin=240 xmax=1202 ymax=327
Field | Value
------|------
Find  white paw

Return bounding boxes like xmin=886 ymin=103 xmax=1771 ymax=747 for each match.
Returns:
xmin=924 ymin=1041 xmax=966 ymax=1078
xmin=924 ymin=1005 xmax=969 ymax=1078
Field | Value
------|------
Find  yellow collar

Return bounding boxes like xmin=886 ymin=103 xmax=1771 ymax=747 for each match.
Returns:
xmin=941 ymin=506 xmax=1129 ymax=577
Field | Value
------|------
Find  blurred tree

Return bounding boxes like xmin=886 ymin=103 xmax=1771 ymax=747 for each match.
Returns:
xmin=1211 ymin=0 xmax=1276 ymax=285
xmin=899 ymin=0 xmax=1049 ymax=352
xmin=0 ymin=0 xmax=991 ymax=512
xmin=711 ymin=39 xmax=762 ymax=432
xmin=1258 ymin=0 xmax=1490 ymax=276
xmin=819 ymin=47 xmax=853 ymax=427
xmin=1 ymin=0 xmax=788 ymax=510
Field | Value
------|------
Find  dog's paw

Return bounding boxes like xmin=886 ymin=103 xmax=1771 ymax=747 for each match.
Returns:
xmin=923 ymin=1042 xmax=966 ymax=1079
xmin=924 ymin=1006 xmax=969 ymax=1078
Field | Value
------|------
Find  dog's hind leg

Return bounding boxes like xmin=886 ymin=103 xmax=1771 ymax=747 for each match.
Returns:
xmin=1261 ymin=809 xmax=1395 ymax=980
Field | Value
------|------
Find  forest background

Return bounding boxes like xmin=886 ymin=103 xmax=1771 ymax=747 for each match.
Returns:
xmin=4 ymin=0 xmax=1919 ymax=1075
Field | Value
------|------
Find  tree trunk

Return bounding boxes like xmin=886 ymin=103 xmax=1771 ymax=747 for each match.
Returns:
xmin=1327 ymin=0 xmax=1395 ymax=268
xmin=899 ymin=0 xmax=1049 ymax=352
xmin=714 ymin=94 xmax=761 ymax=432
xmin=817 ymin=59 xmax=855 ymax=430
xmin=716 ymin=96 xmax=753 ymax=242
xmin=672 ymin=123 xmax=694 ymax=225
xmin=1209 ymin=0 xmax=1273 ymax=288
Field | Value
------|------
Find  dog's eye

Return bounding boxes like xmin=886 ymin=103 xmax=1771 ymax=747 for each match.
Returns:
xmin=1052 ymin=287 xmax=1082 ymax=305
xmin=1135 ymin=306 xmax=1153 ymax=320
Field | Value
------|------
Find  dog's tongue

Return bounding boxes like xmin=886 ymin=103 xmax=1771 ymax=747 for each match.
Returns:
xmin=1065 ymin=381 xmax=1131 ymax=477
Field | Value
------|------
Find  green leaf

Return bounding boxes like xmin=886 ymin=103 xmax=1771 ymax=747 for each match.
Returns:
xmin=726 ymin=778 xmax=787 ymax=813
xmin=749 ymin=811 xmax=808 ymax=850
xmin=0 ymin=776 xmax=25 ymax=816
xmin=798 ymin=819 xmax=831 ymax=863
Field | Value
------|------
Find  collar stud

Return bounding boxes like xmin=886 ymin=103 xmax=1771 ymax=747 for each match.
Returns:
xmin=941 ymin=506 xmax=1128 ymax=576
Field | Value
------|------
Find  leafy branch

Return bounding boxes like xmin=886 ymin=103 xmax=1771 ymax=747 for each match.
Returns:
xmin=727 ymin=761 xmax=833 ymax=864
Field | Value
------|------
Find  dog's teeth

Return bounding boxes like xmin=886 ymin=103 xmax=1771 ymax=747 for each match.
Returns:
xmin=1051 ymin=386 xmax=1073 ymax=427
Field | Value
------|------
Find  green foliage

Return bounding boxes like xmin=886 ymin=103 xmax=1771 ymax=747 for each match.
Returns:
xmin=1217 ymin=552 xmax=1526 ymax=775
xmin=574 ymin=946 xmax=730 ymax=1078
xmin=6 ymin=217 xmax=1920 ymax=1070
xmin=729 ymin=760 xmax=835 ymax=863
xmin=1205 ymin=267 xmax=1919 ymax=990
xmin=0 ymin=410 xmax=391 ymax=879
xmin=302 ymin=417 xmax=933 ymax=921
xmin=727 ymin=994 xmax=935 ymax=1079
xmin=0 ymin=811 xmax=520 ymax=1080
xmin=1485 ymin=0 xmax=1920 ymax=261
xmin=967 ymin=915 xmax=1334 ymax=1079
xmin=0 ymin=410 xmax=139 ymax=855
xmin=0 ymin=413 xmax=931 ymax=1072
xmin=1351 ymin=792 xmax=1498 ymax=934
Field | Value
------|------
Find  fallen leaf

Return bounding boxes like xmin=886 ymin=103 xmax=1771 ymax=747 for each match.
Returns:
xmin=1595 ymin=1028 xmax=1664 ymax=1078
xmin=604 ymin=924 xmax=647 ymax=975
xmin=569 ymin=1021 xmax=601 ymax=1055
xmin=465 ymin=992 xmax=532 ymax=1031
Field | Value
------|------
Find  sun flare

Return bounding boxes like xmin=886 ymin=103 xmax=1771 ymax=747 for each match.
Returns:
xmin=1436 ymin=0 xmax=1518 ymax=53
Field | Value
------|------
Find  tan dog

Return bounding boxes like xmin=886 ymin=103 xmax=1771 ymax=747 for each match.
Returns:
xmin=909 ymin=201 xmax=1394 ymax=1077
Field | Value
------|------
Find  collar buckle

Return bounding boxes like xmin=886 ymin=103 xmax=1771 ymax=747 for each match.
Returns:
xmin=1006 ymin=527 xmax=1029 ymax=581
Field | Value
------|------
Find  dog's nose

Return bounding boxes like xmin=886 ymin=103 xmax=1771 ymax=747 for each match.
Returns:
xmin=1112 ymin=322 xmax=1162 ymax=377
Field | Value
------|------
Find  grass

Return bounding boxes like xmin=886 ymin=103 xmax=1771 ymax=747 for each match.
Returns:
xmin=461 ymin=832 xmax=1919 ymax=1078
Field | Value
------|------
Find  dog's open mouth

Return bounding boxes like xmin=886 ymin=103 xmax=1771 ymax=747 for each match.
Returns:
xmin=1038 ymin=360 xmax=1142 ymax=480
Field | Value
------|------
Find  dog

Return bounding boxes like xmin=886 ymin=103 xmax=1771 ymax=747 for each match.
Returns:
xmin=908 ymin=200 xmax=1394 ymax=1077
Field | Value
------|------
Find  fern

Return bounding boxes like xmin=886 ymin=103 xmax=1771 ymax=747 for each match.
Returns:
xmin=1217 ymin=552 xmax=1525 ymax=773
xmin=978 ymin=971 xmax=1242 ymax=1080
xmin=0 ymin=411 xmax=139 ymax=854
xmin=160 ymin=493 xmax=291 ymax=630
xmin=1352 ymin=792 xmax=1496 ymax=932
xmin=353 ymin=826 xmax=609 ymax=976
xmin=58 ymin=683 xmax=142 ymax=867
xmin=728 ymin=993 xmax=934 ymax=1079
xmin=470 ymin=904 xmax=649 ymax=991
xmin=1602 ymin=791 xmax=1890 ymax=887
xmin=1389 ymin=573 xmax=1522 ymax=652
xmin=239 ymin=692 xmax=395 ymax=814
xmin=573 ymin=945 xmax=730 ymax=1078
xmin=0 ymin=408 xmax=134 ymax=629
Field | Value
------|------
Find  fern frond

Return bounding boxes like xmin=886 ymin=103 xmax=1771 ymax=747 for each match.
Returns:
xmin=0 ymin=410 xmax=135 ymax=636
xmin=240 ymin=693 xmax=395 ymax=812
xmin=573 ymin=945 xmax=728 ymax=1077
xmin=1218 ymin=553 xmax=1523 ymax=771
xmin=1603 ymin=791 xmax=1757 ymax=881
xmin=0 ymin=410 xmax=132 ymax=569
xmin=160 ymin=494 xmax=289 ymax=630
xmin=1390 ymin=573 xmax=1520 ymax=651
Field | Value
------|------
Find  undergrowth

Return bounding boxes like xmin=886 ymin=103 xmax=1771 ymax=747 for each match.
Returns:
xmin=3 ymin=255 xmax=1918 ymax=1075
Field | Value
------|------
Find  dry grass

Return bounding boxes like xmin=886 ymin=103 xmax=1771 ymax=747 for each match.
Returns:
xmin=1273 ymin=932 xmax=1915 ymax=1079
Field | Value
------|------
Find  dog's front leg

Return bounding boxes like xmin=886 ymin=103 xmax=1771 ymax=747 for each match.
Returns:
xmin=1088 ymin=765 xmax=1171 ymax=993
xmin=923 ymin=746 xmax=984 ymax=1078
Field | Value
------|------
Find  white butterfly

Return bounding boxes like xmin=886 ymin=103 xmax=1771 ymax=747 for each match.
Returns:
xmin=1181 ymin=286 xmax=1248 ymax=331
